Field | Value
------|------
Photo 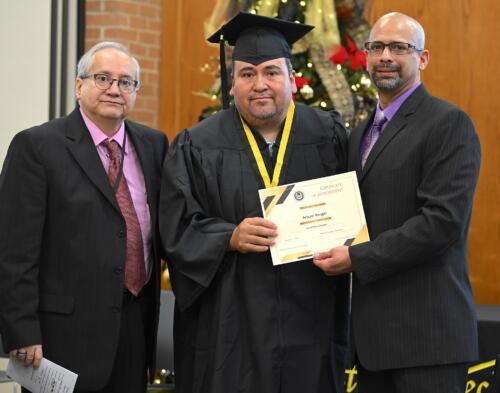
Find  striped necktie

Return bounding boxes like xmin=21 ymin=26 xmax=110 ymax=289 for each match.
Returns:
xmin=360 ymin=111 xmax=387 ymax=168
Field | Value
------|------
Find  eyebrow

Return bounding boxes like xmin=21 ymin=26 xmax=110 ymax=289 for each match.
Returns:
xmin=237 ymin=65 xmax=282 ymax=74
xmin=237 ymin=66 xmax=256 ymax=74
xmin=94 ymin=71 xmax=135 ymax=79
xmin=263 ymin=65 xmax=282 ymax=72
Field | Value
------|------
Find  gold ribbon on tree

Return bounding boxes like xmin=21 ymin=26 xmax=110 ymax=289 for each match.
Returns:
xmin=304 ymin=0 xmax=340 ymax=53
xmin=255 ymin=0 xmax=280 ymax=17
xmin=256 ymin=0 xmax=342 ymax=55
xmin=204 ymin=0 xmax=231 ymax=39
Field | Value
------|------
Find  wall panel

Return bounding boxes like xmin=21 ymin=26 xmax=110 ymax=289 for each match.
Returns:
xmin=0 ymin=1 xmax=52 ymax=165
xmin=160 ymin=0 xmax=218 ymax=140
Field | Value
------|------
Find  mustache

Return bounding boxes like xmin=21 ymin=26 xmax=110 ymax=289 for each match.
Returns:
xmin=373 ymin=64 xmax=401 ymax=72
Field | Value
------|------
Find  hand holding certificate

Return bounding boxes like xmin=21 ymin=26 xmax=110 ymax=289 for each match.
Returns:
xmin=7 ymin=357 xmax=78 ymax=393
xmin=259 ymin=171 xmax=369 ymax=265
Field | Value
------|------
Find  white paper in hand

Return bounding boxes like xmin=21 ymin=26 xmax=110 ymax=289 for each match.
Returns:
xmin=6 ymin=357 xmax=78 ymax=393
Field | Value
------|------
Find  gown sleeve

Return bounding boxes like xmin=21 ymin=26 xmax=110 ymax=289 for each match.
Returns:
xmin=330 ymin=109 xmax=348 ymax=173
xmin=159 ymin=130 xmax=236 ymax=311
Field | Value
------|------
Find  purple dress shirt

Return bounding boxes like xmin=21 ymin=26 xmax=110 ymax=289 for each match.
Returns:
xmin=360 ymin=81 xmax=422 ymax=162
xmin=80 ymin=109 xmax=152 ymax=280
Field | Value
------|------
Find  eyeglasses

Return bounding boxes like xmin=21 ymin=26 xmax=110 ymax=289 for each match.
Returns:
xmin=81 ymin=73 xmax=139 ymax=93
xmin=364 ymin=41 xmax=423 ymax=55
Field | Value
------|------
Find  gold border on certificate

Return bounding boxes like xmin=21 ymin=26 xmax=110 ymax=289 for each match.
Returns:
xmin=259 ymin=171 xmax=369 ymax=266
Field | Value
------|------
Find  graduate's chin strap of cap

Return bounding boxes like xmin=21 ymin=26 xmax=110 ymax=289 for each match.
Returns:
xmin=220 ymin=33 xmax=229 ymax=109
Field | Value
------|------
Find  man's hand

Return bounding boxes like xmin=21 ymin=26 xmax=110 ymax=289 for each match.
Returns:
xmin=10 ymin=345 xmax=43 ymax=368
xmin=229 ymin=217 xmax=277 ymax=253
xmin=313 ymin=246 xmax=352 ymax=275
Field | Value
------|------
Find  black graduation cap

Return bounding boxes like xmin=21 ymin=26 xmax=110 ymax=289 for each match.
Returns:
xmin=207 ymin=12 xmax=314 ymax=109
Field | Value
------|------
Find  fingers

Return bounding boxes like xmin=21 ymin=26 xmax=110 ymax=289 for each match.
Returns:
xmin=313 ymin=250 xmax=333 ymax=261
xmin=229 ymin=217 xmax=278 ymax=253
xmin=241 ymin=244 xmax=270 ymax=253
xmin=245 ymin=217 xmax=277 ymax=229
xmin=33 ymin=346 xmax=43 ymax=369
xmin=11 ymin=345 xmax=43 ymax=368
xmin=244 ymin=217 xmax=277 ymax=238
xmin=24 ymin=348 xmax=35 ymax=367
xmin=312 ymin=257 xmax=334 ymax=274
xmin=312 ymin=246 xmax=352 ymax=276
xmin=230 ymin=228 xmax=275 ymax=253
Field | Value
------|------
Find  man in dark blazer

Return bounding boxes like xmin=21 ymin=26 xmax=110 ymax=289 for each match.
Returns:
xmin=313 ymin=12 xmax=481 ymax=393
xmin=0 ymin=42 xmax=167 ymax=392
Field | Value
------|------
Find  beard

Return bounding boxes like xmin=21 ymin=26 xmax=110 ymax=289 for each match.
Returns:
xmin=370 ymin=63 xmax=403 ymax=91
xmin=234 ymin=90 xmax=291 ymax=130
xmin=245 ymin=93 xmax=280 ymax=120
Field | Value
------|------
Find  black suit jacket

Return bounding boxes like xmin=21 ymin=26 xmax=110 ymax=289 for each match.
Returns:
xmin=0 ymin=109 xmax=167 ymax=390
xmin=348 ymin=85 xmax=481 ymax=370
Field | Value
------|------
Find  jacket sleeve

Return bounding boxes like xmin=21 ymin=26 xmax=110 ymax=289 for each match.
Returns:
xmin=0 ymin=131 xmax=46 ymax=351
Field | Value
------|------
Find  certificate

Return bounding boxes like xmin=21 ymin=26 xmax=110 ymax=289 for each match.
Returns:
xmin=258 ymin=171 xmax=369 ymax=265
xmin=7 ymin=357 xmax=78 ymax=393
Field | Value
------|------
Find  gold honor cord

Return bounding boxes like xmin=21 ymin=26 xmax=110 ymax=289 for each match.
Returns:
xmin=240 ymin=100 xmax=295 ymax=188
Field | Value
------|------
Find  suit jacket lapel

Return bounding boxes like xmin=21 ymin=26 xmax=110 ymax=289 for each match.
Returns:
xmin=65 ymin=109 xmax=121 ymax=213
xmin=360 ymin=84 xmax=429 ymax=181
xmin=126 ymin=122 xmax=156 ymax=221
xmin=360 ymin=114 xmax=407 ymax=178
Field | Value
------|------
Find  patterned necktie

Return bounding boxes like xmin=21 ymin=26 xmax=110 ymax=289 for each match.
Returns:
xmin=104 ymin=139 xmax=145 ymax=296
xmin=360 ymin=111 xmax=387 ymax=168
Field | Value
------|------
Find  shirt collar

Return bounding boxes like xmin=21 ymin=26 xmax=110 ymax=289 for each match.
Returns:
xmin=377 ymin=81 xmax=421 ymax=122
xmin=80 ymin=108 xmax=127 ymax=153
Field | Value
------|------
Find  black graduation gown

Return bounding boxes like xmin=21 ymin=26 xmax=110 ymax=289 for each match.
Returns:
xmin=160 ymin=103 xmax=349 ymax=393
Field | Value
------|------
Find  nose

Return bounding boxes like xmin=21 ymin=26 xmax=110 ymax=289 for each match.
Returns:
xmin=379 ymin=45 xmax=394 ymax=61
xmin=253 ymin=73 xmax=267 ymax=91
xmin=106 ymin=79 xmax=121 ymax=95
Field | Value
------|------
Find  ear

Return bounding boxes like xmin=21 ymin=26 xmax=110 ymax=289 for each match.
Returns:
xmin=75 ymin=79 xmax=83 ymax=100
xmin=418 ymin=49 xmax=430 ymax=71
xmin=290 ymin=70 xmax=297 ymax=94
xmin=229 ymin=76 xmax=235 ymax=97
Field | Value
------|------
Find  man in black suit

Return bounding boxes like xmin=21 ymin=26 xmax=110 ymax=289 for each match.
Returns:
xmin=0 ymin=42 xmax=167 ymax=392
xmin=313 ymin=12 xmax=481 ymax=393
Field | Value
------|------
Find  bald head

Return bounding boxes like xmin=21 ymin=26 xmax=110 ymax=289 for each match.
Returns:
xmin=370 ymin=12 xmax=425 ymax=49
xmin=365 ymin=12 xmax=429 ymax=106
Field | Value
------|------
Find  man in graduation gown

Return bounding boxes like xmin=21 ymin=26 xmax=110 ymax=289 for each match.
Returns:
xmin=160 ymin=13 xmax=348 ymax=393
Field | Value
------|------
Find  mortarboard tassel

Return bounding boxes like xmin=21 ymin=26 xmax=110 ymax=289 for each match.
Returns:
xmin=219 ymin=34 xmax=229 ymax=109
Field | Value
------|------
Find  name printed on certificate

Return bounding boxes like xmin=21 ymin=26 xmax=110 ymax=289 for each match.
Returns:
xmin=7 ymin=357 xmax=78 ymax=393
xmin=258 ymin=171 xmax=369 ymax=265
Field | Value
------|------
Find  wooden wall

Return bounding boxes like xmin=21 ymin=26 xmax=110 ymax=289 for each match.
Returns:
xmin=160 ymin=0 xmax=500 ymax=303
xmin=160 ymin=0 xmax=218 ymax=140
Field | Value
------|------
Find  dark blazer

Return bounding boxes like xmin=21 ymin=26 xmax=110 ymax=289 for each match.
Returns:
xmin=0 ymin=109 xmax=167 ymax=390
xmin=348 ymin=85 xmax=481 ymax=370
